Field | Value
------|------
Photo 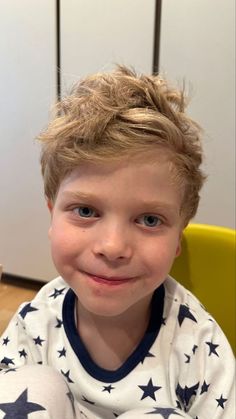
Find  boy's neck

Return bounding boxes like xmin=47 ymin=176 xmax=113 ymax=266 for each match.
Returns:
xmin=76 ymin=296 xmax=152 ymax=371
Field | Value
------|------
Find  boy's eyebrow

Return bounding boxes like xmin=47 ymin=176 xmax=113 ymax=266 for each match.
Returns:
xmin=138 ymin=199 xmax=180 ymax=214
xmin=60 ymin=191 xmax=179 ymax=213
xmin=61 ymin=191 xmax=101 ymax=201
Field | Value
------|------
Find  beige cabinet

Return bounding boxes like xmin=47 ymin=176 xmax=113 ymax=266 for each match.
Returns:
xmin=0 ymin=0 xmax=156 ymax=281
xmin=159 ymin=0 xmax=235 ymax=228
xmin=0 ymin=0 xmax=57 ymax=281
xmin=60 ymin=0 xmax=155 ymax=93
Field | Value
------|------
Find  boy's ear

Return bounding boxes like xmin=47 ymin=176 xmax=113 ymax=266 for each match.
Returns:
xmin=47 ymin=200 xmax=53 ymax=239
xmin=48 ymin=224 xmax=52 ymax=239
xmin=175 ymin=231 xmax=183 ymax=257
xmin=175 ymin=242 xmax=182 ymax=257
xmin=47 ymin=200 xmax=53 ymax=213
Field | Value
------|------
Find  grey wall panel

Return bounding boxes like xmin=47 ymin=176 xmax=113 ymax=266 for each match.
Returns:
xmin=159 ymin=0 xmax=235 ymax=228
xmin=0 ymin=0 xmax=57 ymax=280
xmin=60 ymin=0 xmax=155 ymax=93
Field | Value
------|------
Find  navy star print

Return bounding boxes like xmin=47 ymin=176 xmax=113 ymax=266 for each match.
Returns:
xmin=19 ymin=303 xmax=38 ymax=319
xmin=4 ymin=369 xmax=17 ymax=374
xmin=0 ymin=357 xmax=15 ymax=367
xmin=61 ymin=369 xmax=74 ymax=383
xmin=146 ymin=407 xmax=184 ymax=417
xmin=19 ymin=349 xmax=27 ymax=358
xmin=66 ymin=388 xmax=76 ymax=415
xmin=58 ymin=347 xmax=66 ymax=357
xmin=200 ymin=380 xmax=210 ymax=394
xmin=192 ymin=345 xmax=198 ymax=354
xmin=0 ymin=276 xmax=234 ymax=417
xmin=176 ymin=382 xmax=199 ymax=409
xmin=139 ymin=378 xmax=161 ymax=401
xmin=49 ymin=287 xmax=66 ymax=299
xmin=2 ymin=337 xmax=10 ymax=346
xmin=216 ymin=394 xmax=227 ymax=409
xmin=0 ymin=388 xmax=45 ymax=418
xmin=205 ymin=341 xmax=219 ymax=357
xmin=184 ymin=354 xmax=190 ymax=363
xmin=82 ymin=395 xmax=95 ymax=405
xmin=55 ymin=318 xmax=63 ymax=328
xmin=178 ymin=304 xmax=197 ymax=326
xmin=141 ymin=351 xmax=155 ymax=364
xmin=161 ymin=317 xmax=167 ymax=325
xmin=102 ymin=385 xmax=115 ymax=393
xmin=176 ymin=400 xmax=182 ymax=409
xmin=33 ymin=336 xmax=45 ymax=346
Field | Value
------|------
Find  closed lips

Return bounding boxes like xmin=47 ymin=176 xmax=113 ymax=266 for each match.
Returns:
xmin=85 ymin=272 xmax=134 ymax=281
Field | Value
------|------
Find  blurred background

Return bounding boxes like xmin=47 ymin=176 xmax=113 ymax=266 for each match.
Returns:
xmin=0 ymin=0 xmax=235 ymax=282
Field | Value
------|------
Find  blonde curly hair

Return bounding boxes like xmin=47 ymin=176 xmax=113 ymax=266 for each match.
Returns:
xmin=38 ymin=65 xmax=205 ymax=225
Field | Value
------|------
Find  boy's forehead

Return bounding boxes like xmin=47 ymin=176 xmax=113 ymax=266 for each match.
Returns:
xmin=57 ymin=150 xmax=184 ymax=209
xmin=61 ymin=148 xmax=176 ymax=182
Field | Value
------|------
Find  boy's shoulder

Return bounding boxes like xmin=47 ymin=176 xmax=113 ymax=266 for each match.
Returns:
xmin=163 ymin=275 xmax=212 ymax=325
xmin=33 ymin=276 xmax=69 ymax=301
xmin=32 ymin=276 xmax=210 ymax=325
xmin=17 ymin=276 xmax=69 ymax=317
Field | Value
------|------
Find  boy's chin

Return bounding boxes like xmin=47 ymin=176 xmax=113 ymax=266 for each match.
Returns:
xmin=78 ymin=301 xmax=133 ymax=318
xmin=76 ymin=292 xmax=154 ymax=320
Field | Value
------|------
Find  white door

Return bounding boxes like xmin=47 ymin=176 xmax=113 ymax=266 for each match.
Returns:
xmin=60 ymin=0 xmax=156 ymax=93
xmin=0 ymin=0 xmax=57 ymax=281
xmin=159 ymin=0 xmax=235 ymax=228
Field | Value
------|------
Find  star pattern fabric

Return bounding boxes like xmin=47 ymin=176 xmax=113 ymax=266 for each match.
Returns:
xmin=139 ymin=378 xmax=162 ymax=401
xmin=177 ymin=305 xmax=197 ymax=327
xmin=215 ymin=394 xmax=227 ymax=409
xmin=55 ymin=317 xmax=63 ymax=328
xmin=146 ymin=407 xmax=184 ymax=417
xmin=33 ymin=336 xmax=45 ymax=346
xmin=58 ymin=347 xmax=67 ymax=358
xmin=0 ymin=388 xmax=45 ymax=418
xmin=1 ymin=357 xmax=15 ymax=367
xmin=176 ymin=382 xmax=199 ymax=410
xmin=0 ymin=275 xmax=235 ymax=419
xmin=2 ymin=337 xmax=10 ymax=346
xmin=61 ymin=369 xmax=74 ymax=383
xmin=3 ymin=368 xmax=16 ymax=374
xmin=19 ymin=303 xmax=38 ymax=319
xmin=67 ymin=387 xmax=76 ymax=415
xmin=200 ymin=380 xmax=210 ymax=394
xmin=103 ymin=385 xmax=115 ymax=393
xmin=19 ymin=349 xmax=27 ymax=358
xmin=49 ymin=287 xmax=66 ymax=299
xmin=205 ymin=341 xmax=219 ymax=357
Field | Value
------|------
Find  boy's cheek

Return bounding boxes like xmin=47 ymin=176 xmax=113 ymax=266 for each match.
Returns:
xmin=175 ymin=242 xmax=182 ymax=257
xmin=47 ymin=200 xmax=55 ymax=239
xmin=175 ymin=232 xmax=183 ymax=257
xmin=48 ymin=226 xmax=52 ymax=240
xmin=47 ymin=199 xmax=54 ymax=213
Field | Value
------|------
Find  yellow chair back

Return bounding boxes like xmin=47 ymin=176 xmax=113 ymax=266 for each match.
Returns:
xmin=170 ymin=223 xmax=236 ymax=354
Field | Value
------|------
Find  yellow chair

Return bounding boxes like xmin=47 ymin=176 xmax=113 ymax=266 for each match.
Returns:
xmin=170 ymin=223 xmax=236 ymax=354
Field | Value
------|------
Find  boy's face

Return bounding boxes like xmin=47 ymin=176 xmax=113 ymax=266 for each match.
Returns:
xmin=48 ymin=152 xmax=184 ymax=318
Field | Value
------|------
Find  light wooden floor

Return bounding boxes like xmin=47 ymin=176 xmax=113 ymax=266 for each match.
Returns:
xmin=0 ymin=280 xmax=41 ymax=335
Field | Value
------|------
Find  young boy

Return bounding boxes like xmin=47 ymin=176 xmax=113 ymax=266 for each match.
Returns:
xmin=0 ymin=66 xmax=234 ymax=419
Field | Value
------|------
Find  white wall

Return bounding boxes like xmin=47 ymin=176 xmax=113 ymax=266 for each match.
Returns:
xmin=0 ymin=0 xmax=234 ymax=282
xmin=159 ymin=0 xmax=235 ymax=228
xmin=60 ymin=0 xmax=155 ymax=93
xmin=0 ymin=1 xmax=57 ymax=281
xmin=0 ymin=0 xmax=155 ymax=281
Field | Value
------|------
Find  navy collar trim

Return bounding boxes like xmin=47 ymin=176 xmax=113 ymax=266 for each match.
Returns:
xmin=62 ymin=285 xmax=165 ymax=383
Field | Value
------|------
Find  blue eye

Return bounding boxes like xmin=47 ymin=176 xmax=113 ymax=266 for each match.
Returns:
xmin=74 ymin=206 xmax=96 ymax=218
xmin=138 ymin=215 xmax=162 ymax=228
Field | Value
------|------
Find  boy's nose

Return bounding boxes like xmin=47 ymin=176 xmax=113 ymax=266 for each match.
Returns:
xmin=92 ymin=225 xmax=133 ymax=261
